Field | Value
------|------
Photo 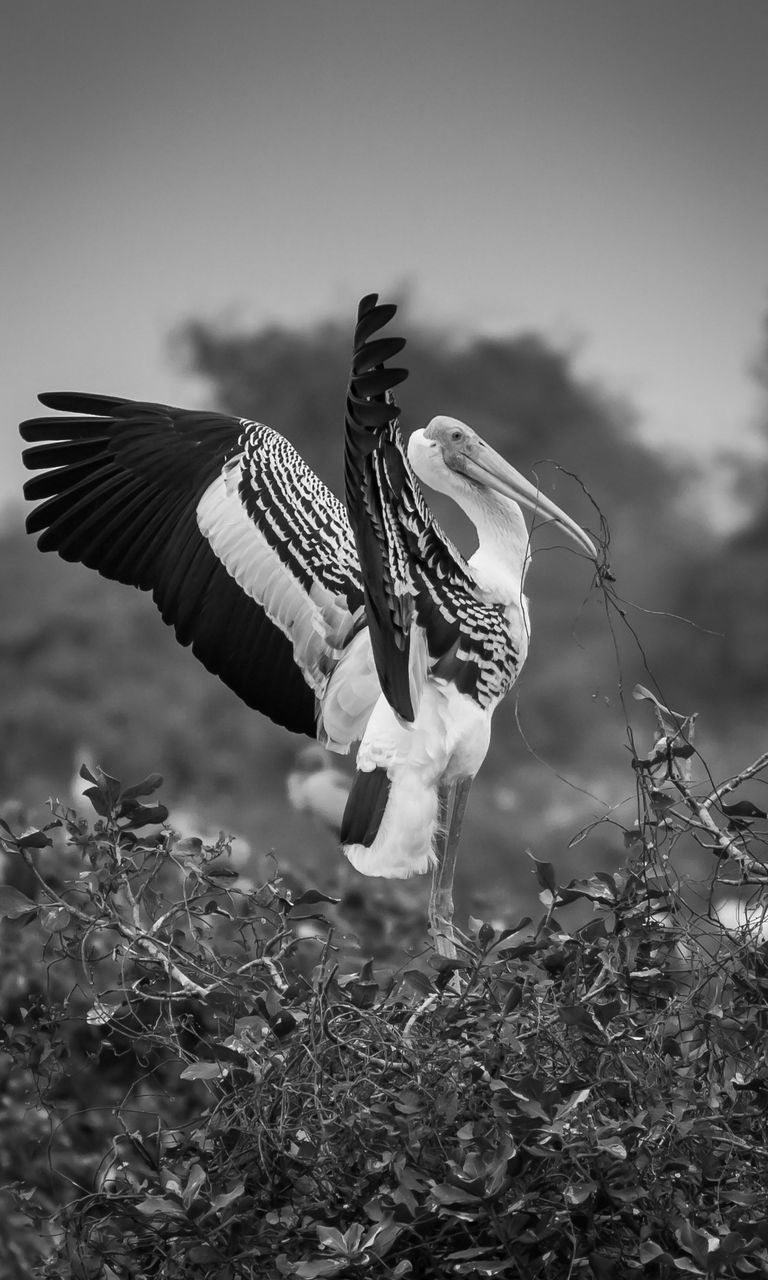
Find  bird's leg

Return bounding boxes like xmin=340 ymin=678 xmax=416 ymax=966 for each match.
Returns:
xmin=429 ymin=777 xmax=472 ymax=959
xmin=430 ymin=783 xmax=457 ymax=958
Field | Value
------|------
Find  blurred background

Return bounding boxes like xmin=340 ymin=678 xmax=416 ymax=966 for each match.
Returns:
xmin=2 ymin=0 xmax=768 ymax=927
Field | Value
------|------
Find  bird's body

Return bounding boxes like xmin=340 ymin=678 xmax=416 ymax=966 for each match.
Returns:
xmin=345 ymin=681 xmax=494 ymax=878
xmin=20 ymin=295 xmax=595 ymax=952
xmin=342 ymin=440 xmax=535 ymax=879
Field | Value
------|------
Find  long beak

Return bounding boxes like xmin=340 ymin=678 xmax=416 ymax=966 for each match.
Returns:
xmin=460 ymin=442 xmax=597 ymax=558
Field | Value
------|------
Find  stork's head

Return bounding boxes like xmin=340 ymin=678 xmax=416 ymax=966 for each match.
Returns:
xmin=408 ymin=415 xmax=596 ymax=558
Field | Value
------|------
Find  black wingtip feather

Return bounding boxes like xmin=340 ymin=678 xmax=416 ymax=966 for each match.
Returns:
xmin=20 ymin=415 xmax=111 ymax=444
xmin=355 ymin=298 xmax=399 ymax=346
xmin=345 ymin=294 xmax=408 ymax=441
xmin=37 ymin=391 xmax=132 ymax=415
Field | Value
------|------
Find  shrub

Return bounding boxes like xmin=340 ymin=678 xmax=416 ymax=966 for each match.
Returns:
xmin=2 ymin=696 xmax=768 ymax=1279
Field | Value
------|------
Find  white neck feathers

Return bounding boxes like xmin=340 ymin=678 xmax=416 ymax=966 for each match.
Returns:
xmin=462 ymin=489 xmax=531 ymax=606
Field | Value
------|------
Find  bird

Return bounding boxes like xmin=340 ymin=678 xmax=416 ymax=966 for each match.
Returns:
xmin=286 ymin=746 xmax=350 ymax=837
xmin=20 ymin=293 xmax=596 ymax=956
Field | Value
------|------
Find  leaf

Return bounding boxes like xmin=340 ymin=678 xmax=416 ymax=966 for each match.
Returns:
xmin=187 ymin=1246 xmax=221 ymax=1265
xmin=346 ymin=980 xmax=379 ymax=1009
xmin=315 ymin=1226 xmax=345 ymax=1253
xmin=650 ymin=789 xmax=675 ymax=814
xmin=429 ymin=1182 xmax=482 ymax=1206
xmin=119 ymin=772 xmax=164 ymax=801
xmin=96 ymin=768 xmax=122 ymax=802
xmin=120 ymin=801 xmax=169 ymax=829
xmin=632 ymin=686 xmax=688 ymax=733
xmin=528 ymin=853 xmax=557 ymax=894
xmin=478 ymin=920 xmax=533 ymax=966
xmin=722 ymin=799 xmax=767 ymax=820
xmin=633 ymin=683 xmax=661 ymax=704
xmin=86 ymin=998 xmax=125 ymax=1026
xmin=403 ymin=969 xmax=432 ymax=997
xmin=271 ymin=1012 xmax=298 ymax=1038
xmin=203 ymin=899 xmax=233 ymax=919
xmin=135 ymin=1196 xmax=185 ymax=1218
xmin=639 ymin=1241 xmax=672 ymax=1264
xmin=565 ymin=1180 xmax=596 ymax=1205
xmin=291 ymin=889 xmax=341 ymax=909
xmin=255 ymin=989 xmax=282 ymax=1020
xmin=588 ymin=1254 xmax=628 ymax=1280
xmin=17 ymin=828 xmax=53 ymax=850
xmin=182 ymin=1163 xmax=206 ymax=1209
xmin=596 ymin=1135 xmax=627 ymax=1159
xmin=39 ymin=905 xmax=70 ymax=933
xmin=559 ymin=1004 xmax=597 ymax=1030
xmin=129 ymin=798 xmax=168 ymax=829
xmin=720 ymin=1188 xmax=763 ymax=1206
xmin=501 ymin=982 xmax=523 ymax=1014
xmin=0 ymin=886 xmax=37 ymax=919
xmin=176 ymin=837 xmax=204 ymax=855
xmin=607 ymin=1185 xmax=647 ymax=1203
xmin=180 ymin=1061 xmax=228 ymax=1080
xmin=676 ymin=1221 xmax=718 ymax=1266
xmin=339 ymin=962 xmax=380 ymax=1006
xmin=429 ymin=954 xmax=471 ymax=973
xmin=207 ymin=1183 xmax=245 ymax=1216
xmin=452 ymin=1261 xmax=515 ymax=1276
xmin=79 ymin=762 xmax=98 ymax=785
xmin=558 ymin=1087 xmax=591 ymax=1116
xmin=557 ymin=875 xmax=616 ymax=905
xmin=478 ymin=921 xmax=496 ymax=948
xmin=82 ymin=785 xmax=110 ymax=817
xmin=199 ymin=901 xmax=232 ymax=921
xmin=593 ymin=999 xmax=622 ymax=1026
xmin=295 ymin=1260 xmax=349 ymax=1278
xmin=364 ymin=1217 xmax=403 ymax=1258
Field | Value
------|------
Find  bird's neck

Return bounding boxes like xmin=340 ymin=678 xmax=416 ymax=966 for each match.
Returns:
xmin=463 ymin=491 xmax=531 ymax=606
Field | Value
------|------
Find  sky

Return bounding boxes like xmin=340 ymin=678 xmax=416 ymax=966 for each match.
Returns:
xmin=3 ymin=0 xmax=768 ymax=524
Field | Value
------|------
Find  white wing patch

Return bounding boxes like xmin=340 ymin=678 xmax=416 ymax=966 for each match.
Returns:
xmin=320 ymin=627 xmax=381 ymax=750
xmin=196 ymin=461 xmax=357 ymax=709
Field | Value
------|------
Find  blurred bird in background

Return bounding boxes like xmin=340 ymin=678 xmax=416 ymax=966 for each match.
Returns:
xmin=286 ymin=746 xmax=349 ymax=837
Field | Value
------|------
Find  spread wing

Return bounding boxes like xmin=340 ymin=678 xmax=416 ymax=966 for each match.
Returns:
xmin=344 ymin=295 xmax=502 ymax=724
xmin=21 ymin=392 xmax=366 ymax=738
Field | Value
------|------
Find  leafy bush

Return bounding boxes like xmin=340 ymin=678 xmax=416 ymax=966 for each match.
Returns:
xmin=2 ymin=694 xmax=768 ymax=1279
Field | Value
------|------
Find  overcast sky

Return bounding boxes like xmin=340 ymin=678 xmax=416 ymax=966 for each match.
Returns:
xmin=3 ymin=0 xmax=768 ymax=522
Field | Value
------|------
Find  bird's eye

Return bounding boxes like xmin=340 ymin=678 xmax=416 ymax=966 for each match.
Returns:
xmin=450 ymin=429 xmax=462 ymax=441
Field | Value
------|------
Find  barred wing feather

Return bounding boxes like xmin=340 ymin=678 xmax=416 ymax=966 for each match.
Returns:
xmin=344 ymin=295 xmax=489 ymax=723
xmin=21 ymin=392 xmax=366 ymax=740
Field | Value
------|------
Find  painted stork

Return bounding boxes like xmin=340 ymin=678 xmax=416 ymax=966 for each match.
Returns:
xmin=20 ymin=294 xmax=596 ymax=955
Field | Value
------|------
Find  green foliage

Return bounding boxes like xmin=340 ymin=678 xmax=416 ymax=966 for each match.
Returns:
xmin=3 ymin=710 xmax=768 ymax=1279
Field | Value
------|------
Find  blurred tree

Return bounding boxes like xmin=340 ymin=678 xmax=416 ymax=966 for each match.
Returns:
xmin=671 ymin=305 xmax=768 ymax=730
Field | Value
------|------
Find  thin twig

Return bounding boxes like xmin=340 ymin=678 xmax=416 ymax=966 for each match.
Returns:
xmin=701 ymin=752 xmax=768 ymax=810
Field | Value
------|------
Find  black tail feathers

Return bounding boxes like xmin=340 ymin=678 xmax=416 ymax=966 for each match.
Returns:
xmin=340 ymin=765 xmax=391 ymax=848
